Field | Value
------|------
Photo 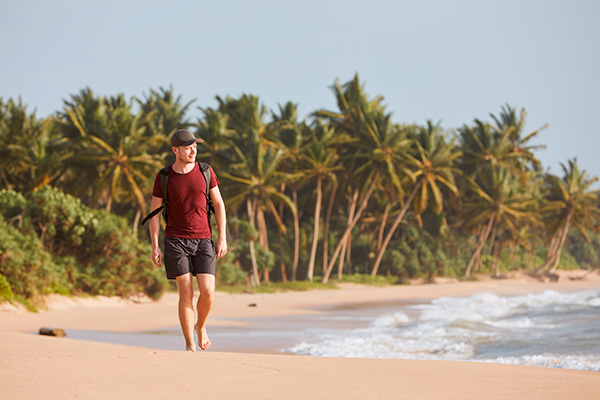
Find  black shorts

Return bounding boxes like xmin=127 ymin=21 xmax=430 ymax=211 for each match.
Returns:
xmin=164 ymin=237 xmax=216 ymax=279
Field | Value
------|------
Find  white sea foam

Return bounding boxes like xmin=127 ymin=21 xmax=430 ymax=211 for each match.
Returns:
xmin=286 ymin=289 xmax=600 ymax=371
xmin=483 ymin=354 xmax=600 ymax=372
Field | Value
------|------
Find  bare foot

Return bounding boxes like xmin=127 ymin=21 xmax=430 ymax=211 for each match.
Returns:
xmin=195 ymin=324 xmax=211 ymax=350
xmin=186 ymin=344 xmax=196 ymax=352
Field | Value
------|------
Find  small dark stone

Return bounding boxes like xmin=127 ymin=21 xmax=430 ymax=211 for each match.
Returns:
xmin=39 ymin=327 xmax=66 ymax=337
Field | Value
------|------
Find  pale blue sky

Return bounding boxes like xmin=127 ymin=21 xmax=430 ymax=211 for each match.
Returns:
xmin=2 ymin=0 xmax=599 ymax=181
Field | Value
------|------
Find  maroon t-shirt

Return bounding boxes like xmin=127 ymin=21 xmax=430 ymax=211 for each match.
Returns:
xmin=152 ymin=163 xmax=219 ymax=239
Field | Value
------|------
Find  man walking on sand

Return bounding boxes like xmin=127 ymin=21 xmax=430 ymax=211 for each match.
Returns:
xmin=149 ymin=129 xmax=227 ymax=352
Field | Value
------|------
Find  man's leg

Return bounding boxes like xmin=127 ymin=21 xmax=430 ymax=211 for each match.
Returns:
xmin=175 ymin=273 xmax=196 ymax=352
xmin=195 ymin=273 xmax=215 ymax=350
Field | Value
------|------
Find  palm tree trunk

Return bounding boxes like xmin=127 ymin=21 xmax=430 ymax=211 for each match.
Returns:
xmin=548 ymin=224 xmax=570 ymax=273
xmin=377 ymin=203 xmax=391 ymax=251
xmin=370 ymin=180 xmax=421 ymax=277
xmin=307 ymin=176 xmax=323 ymax=282
xmin=486 ymin=223 xmax=499 ymax=275
xmin=257 ymin=208 xmax=269 ymax=250
xmin=278 ymin=183 xmax=288 ymax=282
xmin=106 ymin=194 xmax=112 ymax=213
xmin=550 ymin=252 xmax=562 ymax=274
xmin=322 ymin=180 xmax=338 ymax=278
xmin=487 ymin=225 xmax=497 ymax=257
xmin=545 ymin=235 xmax=559 ymax=261
xmin=464 ymin=213 xmax=496 ymax=278
xmin=132 ymin=209 xmax=141 ymax=234
xmin=322 ymin=171 xmax=380 ymax=283
xmin=338 ymin=190 xmax=358 ymax=280
xmin=548 ymin=229 xmax=569 ymax=272
xmin=539 ymin=234 xmax=560 ymax=273
xmin=537 ymin=214 xmax=572 ymax=274
xmin=248 ymin=244 xmax=260 ymax=286
xmin=257 ymin=207 xmax=270 ymax=283
xmin=343 ymin=230 xmax=352 ymax=279
xmin=292 ymin=190 xmax=300 ymax=281
xmin=337 ymin=237 xmax=348 ymax=280
xmin=246 ymin=199 xmax=260 ymax=286
xmin=277 ymin=234 xmax=288 ymax=282
xmin=416 ymin=214 xmax=423 ymax=228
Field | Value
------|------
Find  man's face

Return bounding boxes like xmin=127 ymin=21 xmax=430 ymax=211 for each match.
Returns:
xmin=173 ymin=143 xmax=197 ymax=163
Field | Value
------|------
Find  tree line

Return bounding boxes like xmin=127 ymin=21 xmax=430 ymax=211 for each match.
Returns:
xmin=1 ymin=74 xmax=599 ymax=296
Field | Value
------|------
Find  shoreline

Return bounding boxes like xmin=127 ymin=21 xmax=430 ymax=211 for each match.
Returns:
xmin=1 ymin=270 xmax=599 ymax=399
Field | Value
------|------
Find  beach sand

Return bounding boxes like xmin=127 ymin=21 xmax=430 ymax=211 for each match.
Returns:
xmin=1 ymin=270 xmax=599 ymax=399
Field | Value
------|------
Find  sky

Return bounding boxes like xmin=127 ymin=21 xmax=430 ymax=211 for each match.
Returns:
xmin=2 ymin=0 xmax=599 ymax=182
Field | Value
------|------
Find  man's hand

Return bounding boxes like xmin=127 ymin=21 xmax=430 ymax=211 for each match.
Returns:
xmin=215 ymin=237 xmax=227 ymax=259
xmin=152 ymin=247 xmax=162 ymax=267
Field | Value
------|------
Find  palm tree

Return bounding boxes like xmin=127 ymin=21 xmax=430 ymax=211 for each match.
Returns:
xmin=220 ymin=131 xmax=298 ymax=285
xmin=57 ymin=90 xmax=164 ymax=230
xmin=462 ymin=166 xmax=540 ymax=277
xmin=195 ymin=108 xmax=236 ymax=169
xmin=490 ymin=104 xmax=547 ymax=173
xmin=55 ymin=88 xmax=110 ymax=202
xmin=459 ymin=105 xmax=546 ymax=182
xmin=214 ymin=94 xmax=300 ymax=284
xmin=408 ymin=122 xmax=461 ymax=219
xmin=297 ymin=122 xmax=343 ymax=281
xmin=316 ymin=75 xmax=410 ymax=283
xmin=135 ymin=86 xmax=195 ymax=154
xmin=370 ymin=122 xmax=461 ymax=277
xmin=457 ymin=108 xmax=547 ymax=277
xmin=0 ymin=98 xmax=56 ymax=192
xmin=271 ymin=102 xmax=307 ymax=281
xmin=537 ymin=159 xmax=600 ymax=274
xmin=458 ymin=119 xmax=509 ymax=179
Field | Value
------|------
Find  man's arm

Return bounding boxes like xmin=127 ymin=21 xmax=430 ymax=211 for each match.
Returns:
xmin=210 ymin=185 xmax=227 ymax=259
xmin=149 ymin=196 xmax=164 ymax=267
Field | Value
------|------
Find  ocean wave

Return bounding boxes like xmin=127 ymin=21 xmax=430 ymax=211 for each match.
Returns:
xmin=285 ymin=289 xmax=600 ymax=371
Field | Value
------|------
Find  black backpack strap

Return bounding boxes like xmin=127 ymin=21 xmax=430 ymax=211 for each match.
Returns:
xmin=159 ymin=166 xmax=170 ymax=202
xmin=198 ymin=161 xmax=214 ymax=216
xmin=141 ymin=166 xmax=170 ymax=226
xmin=140 ymin=204 xmax=165 ymax=226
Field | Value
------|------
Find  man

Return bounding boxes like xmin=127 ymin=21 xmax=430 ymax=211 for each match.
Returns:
xmin=149 ymin=129 xmax=227 ymax=352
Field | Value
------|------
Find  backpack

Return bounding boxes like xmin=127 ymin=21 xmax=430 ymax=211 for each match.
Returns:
xmin=140 ymin=161 xmax=214 ymax=226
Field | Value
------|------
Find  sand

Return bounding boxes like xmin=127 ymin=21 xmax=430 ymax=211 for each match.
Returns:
xmin=1 ymin=270 xmax=599 ymax=399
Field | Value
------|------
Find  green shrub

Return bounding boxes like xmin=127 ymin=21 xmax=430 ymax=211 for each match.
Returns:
xmin=566 ymin=229 xmax=600 ymax=269
xmin=72 ymin=208 xmax=166 ymax=299
xmin=234 ymin=241 xmax=276 ymax=274
xmin=0 ymin=189 xmax=26 ymax=221
xmin=378 ymin=226 xmax=449 ymax=282
xmin=25 ymin=186 xmax=97 ymax=254
xmin=0 ymin=273 xmax=14 ymax=303
xmin=0 ymin=216 xmax=66 ymax=299
xmin=217 ymin=260 xmax=248 ymax=286
xmin=0 ymin=186 xmax=167 ymax=302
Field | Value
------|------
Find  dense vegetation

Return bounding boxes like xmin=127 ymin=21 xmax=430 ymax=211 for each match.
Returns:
xmin=1 ymin=75 xmax=599 ymax=305
xmin=0 ymin=187 xmax=165 ymax=307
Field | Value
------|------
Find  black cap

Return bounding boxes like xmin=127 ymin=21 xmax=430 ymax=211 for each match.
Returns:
xmin=171 ymin=129 xmax=204 ymax=147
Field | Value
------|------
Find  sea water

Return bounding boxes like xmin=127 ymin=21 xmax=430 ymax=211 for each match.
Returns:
xmin=287 ymin=289 xmax=600 ymax=371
